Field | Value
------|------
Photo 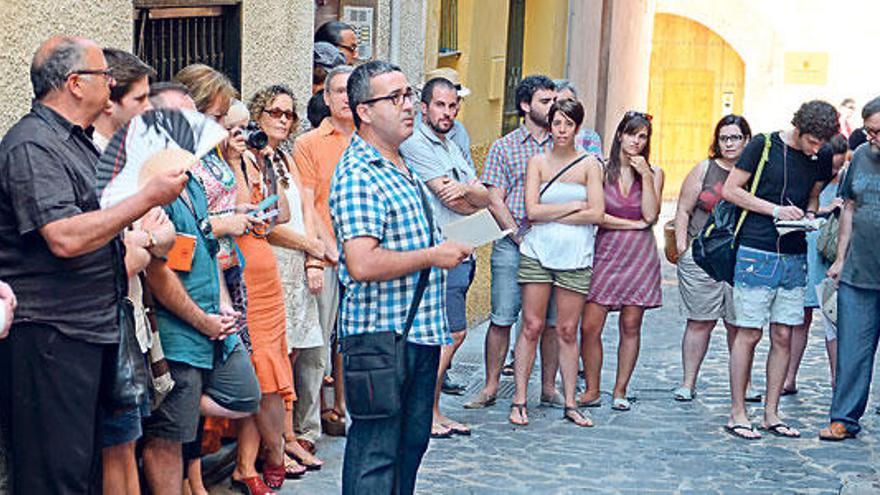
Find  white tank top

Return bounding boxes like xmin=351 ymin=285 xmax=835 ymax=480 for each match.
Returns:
xmin=520 ymin=181 xmax=596 ymax=270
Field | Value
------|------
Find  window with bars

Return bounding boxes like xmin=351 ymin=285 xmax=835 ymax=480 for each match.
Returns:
xmin=133 ymin=3 xmax=241 ymax=89
xmin=439 ymin=0 xmax=458 ymax=55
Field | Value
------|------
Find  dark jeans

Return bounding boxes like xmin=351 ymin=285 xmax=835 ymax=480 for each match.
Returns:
xmin=0 ymin=323 xmax=114 ymax=494
xmin=830 ymin=282 xmax=880 ymax=433
xmin=342 ymin=342 xmax=440 ymax=495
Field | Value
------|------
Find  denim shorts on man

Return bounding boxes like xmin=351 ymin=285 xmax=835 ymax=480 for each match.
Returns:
xmin=446 ymin=260 xmax=475 ymax=332
xmin=732 ymin=246 xmax=806 ymax=328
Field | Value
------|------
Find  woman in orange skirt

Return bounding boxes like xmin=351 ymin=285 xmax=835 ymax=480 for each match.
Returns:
xmin=230 ymin=84 xmax=299 ymax=494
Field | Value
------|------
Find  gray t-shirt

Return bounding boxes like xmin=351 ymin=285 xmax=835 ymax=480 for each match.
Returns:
xmin=401 ymin=121 xmax=477 ymax=228
xmin=839 ymin=143 xmax=880 ymax=289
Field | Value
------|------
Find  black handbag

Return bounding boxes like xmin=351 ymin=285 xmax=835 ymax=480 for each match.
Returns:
xmin=341 ymin=180 xmax=435 ymax=420
xmin=692 ymin=133 xmax=771 ymax=284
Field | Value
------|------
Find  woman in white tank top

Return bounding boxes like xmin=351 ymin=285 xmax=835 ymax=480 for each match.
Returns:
xmin=508 ymin=98 xmax=605 ymax=428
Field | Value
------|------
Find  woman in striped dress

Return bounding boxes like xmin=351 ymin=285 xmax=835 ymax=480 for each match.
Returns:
xmin=578 ymin=111 xmax=664 ymax=412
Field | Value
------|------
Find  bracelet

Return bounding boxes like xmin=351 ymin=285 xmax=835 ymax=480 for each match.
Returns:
xmin=305 ymin=260 xmax=325 ymax=270
xmin=772 ymin=206 xmax=781 ymax=220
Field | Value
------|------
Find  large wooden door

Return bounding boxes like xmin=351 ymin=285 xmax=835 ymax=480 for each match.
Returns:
xmin=648 ymin=14 xmax=744 ymax=198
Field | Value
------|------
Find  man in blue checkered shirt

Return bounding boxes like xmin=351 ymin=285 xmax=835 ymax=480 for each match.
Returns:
xmin=330 ymin=60 xmax=472 ymax=495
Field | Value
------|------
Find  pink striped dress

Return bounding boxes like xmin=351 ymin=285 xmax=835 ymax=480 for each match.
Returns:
xmin=587 ymin=179 xmax=662 ymax=309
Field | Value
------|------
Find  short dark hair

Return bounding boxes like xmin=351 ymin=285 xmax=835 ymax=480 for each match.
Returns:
xmin=30 ymin=37 xmax=85 ymax=100
xmin=547 ymin=98 xmax=584 ymax=130
xmin=791 ymin=100 xmax=839 ymax=141
xmin=421 ymin=77 xmax=457 ymax=105
xmin=849 ymin=127 xmax=868 ymax=151
xmin=829 ymin=133 xmax=848 ymax=155
xmin=347 ymin=60 xmax=402 ymax=129
xmin=307 ymin=90 xmax=331 ymax=128
xmin=315 ymin=21 xmax=355 ymax=46
xmin=861 ymin=95 xmax=880 ymax=121
xmin=103 ymin=48 xmax=156 ymax=103
xmin=515 ymin=75 xmax=555 ymax=117
xmin=709 ymin=114 xmax=752 ymax=159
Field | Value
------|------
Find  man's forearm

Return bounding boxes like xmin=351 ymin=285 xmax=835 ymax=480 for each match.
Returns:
xmin=145 ymin=261 xmax=211 ymax=334
xmin=835 ymin=203 xmax=853 ymax=264
xmin=487 ymin=190 xmax=518 ymax=231
xmin=346 ymin=246 xmax=434 ymax=282
xmin=39 ymin=191 xmax=156 ymax=258
xmin=724 ymin=185 xmax=776 ymax=217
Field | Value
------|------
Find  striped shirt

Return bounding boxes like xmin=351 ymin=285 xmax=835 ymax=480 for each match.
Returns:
xmin=330 ymin=133 xmax=450 ymax=346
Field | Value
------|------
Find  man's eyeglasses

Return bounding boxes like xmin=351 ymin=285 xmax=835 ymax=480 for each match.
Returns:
xmin=719 ymin=134 xmax=744 ymax=144
xmin=361 ymin=87 xmax=419 ymax=107
xmin=337 ymin=43 xmax=358 ymax=54
xmin=624 ymin=110 xmax=653 ymax=121
xmin=67 ymin=69 xmax=115 ymax=84
xmin=263 ymin=108 xmax=296 ymax=120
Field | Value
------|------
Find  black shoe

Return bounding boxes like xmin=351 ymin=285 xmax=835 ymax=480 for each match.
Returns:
xmin=441 ymin=372 xmax=466 ymax=395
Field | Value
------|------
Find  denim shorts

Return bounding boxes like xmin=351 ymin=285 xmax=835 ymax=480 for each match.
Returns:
xmin=446 ymin=260 xmax=475 ymax=332
xmin=100 ymin=401 xmax=150 ymax=448
xmin=490 ymin=237 xmax=556 ymax=327
xmin=732 ymin=246 xmax=806 ymax=328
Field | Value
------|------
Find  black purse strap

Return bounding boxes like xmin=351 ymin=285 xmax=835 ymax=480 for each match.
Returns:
xmin=403 ymin=179 xmax=435 ymax=339
xmin=539 ymin=154 xmax=589 ymax=198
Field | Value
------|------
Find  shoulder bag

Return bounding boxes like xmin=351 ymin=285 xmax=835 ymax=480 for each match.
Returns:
xmin=692 ymin=134 xmax=772 ymax=284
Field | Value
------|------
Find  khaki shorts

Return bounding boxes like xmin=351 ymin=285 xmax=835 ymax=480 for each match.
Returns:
xmin=676 ymin=249 xmax=735 ymax=322
xmin=517 ymin=255 xmax=592 ymax=296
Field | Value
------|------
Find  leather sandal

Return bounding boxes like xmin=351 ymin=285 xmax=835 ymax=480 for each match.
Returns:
xmin=262 ymin=461 xmax=285 ymax=490
xmin=230 ymin=476 xmax=275 ymax=495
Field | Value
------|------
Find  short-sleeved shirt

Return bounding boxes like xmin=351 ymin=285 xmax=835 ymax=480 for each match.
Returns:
xmin=839 ymin=144 xmax=880 ymax=289
xmin=293 ymin=118 xmax=352 ymax=244
xmin=577 ymin=128 xmax=603 ymax=157
xmin=330 ymin=133 xmax=449 ymax=346
xmin=736 ymin=132 xmax=833 ymax=254
xmin=0 ymin=102 xmax=122 ymax=344
xmin=156 ymin=175 xmax=238 ymax=369
xmin=480 ymin=125 xmax=553 ymax=223
xmin=447 ymin=120 xmax=475 ymax=170
xmin=400 ymin=121 xmax=477 ymax=228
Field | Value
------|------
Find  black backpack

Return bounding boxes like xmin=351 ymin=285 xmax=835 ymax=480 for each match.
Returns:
xmin=692 ymin=133 xmax=771 ymax=283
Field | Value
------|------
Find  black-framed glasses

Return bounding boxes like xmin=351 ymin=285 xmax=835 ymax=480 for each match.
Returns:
xmin=68 ymin=68 xmax=115 ymax=83
xmin=719 ymin=134 xmax=745 ymax=144
xmin=337 ymin=43 xmax=358 ymax=54
xmin=361 ymin=87 xmax=419 ymax=107
xmin=624 ymin=110 xmax=653 ymax=121
xmin=263 ymin=108 xmax=296 ymax=120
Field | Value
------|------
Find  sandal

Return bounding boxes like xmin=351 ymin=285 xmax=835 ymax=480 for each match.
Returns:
xmin=283 ymin=454 xmax=307 ymax=478
xmin=230 ymin=476 xmax=275 ymax=495
xmin=261 ymin=461 xmax=286 ymax=490
xmin=509 ymin=402 xmax=528 ymax=426
xmin=576 ymin=394 xmax=601 ymax=408
xmin=285 ymin=444 xmax=323 ymax=471
xmin=431 ymin=422 xmax=452 ymax=439
xmin=760 ymin=422 xmax=801 ymax=438
xmin=440 ymin=419 xmax=471 ymax=436
xmin=463 ymin=391 xmax=497 ymax=409
xmin=673 ymin=387 xmax=696 ymax=402
xmin=611 ymin=397 xmax=631 ymax=411
xmin=724 ymin=423 xmax=761 ymax=440
xmin=563 ymin=407 xmax=594 ymax=427
xmin=321 ymin=408 xmax=346 ymax=437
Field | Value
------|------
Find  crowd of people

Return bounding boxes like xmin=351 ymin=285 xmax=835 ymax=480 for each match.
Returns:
xmin=0 ymin=19 xmax=879 ymax=495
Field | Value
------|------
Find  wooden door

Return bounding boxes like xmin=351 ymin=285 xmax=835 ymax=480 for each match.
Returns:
xmin=501 ymin=0 xmax=525 ymax=135
xmin=647 ymin=13 xmax=745 ymax=198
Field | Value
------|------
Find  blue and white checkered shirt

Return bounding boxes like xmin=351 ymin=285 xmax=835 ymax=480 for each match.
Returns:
xmin=330 ymin=133 xmax=450 ymax=346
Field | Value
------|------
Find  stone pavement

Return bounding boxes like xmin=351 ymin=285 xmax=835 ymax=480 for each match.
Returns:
xmin=208 ymin=255 xmax=880 ymax=495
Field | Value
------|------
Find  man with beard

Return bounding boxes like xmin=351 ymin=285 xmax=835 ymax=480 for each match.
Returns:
xmin=465 ymin=75 xmax=564 ymax=410
xmin=401 ymin=77 xmax=489 ymax=438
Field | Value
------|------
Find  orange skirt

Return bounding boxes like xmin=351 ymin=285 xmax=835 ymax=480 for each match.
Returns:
xmin=238 ymin=233 xmax=295 ymax=407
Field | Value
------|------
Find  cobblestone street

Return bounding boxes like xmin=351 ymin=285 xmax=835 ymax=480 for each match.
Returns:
xmin=209 ymin=255 xmax=879 ymax=495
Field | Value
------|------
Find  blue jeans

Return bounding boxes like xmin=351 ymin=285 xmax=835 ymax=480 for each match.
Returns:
xmin=490 ymin=237 xmax=556 ymax=329
xmin=342 ymin=343 xmax=440 ymax=495
xmin=829 ymin=282 xmax=880 ymax=433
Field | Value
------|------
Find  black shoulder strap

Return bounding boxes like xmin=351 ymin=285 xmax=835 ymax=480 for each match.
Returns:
xmin=403 ymin=180 xmax=435 ymax=337
xmin=539 ymin=154 xmax=589 ymax=197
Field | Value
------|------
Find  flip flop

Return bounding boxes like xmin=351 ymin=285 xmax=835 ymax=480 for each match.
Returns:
xmin=431 ymin=423 xmax=452 ymax=439
xmin=724 ymin=423 xmax=761 ymax=440
xmin=463 ymin=391 xmax=497 ymax=409
xmin=673 ymin=387 xmax=696 ymax=401
xmin=540 ymin=390 xmax=565 ymax=409
xmin=760 ymin=422 xmax=801 ymax=438
xmin=563 ymin=407 xmax=594 ymax=427
xmin=781 ymin=388 xmax=799 ymax=396
xmin=744 ymin=388 xmax=763 ymax=403
xmin=440 ymin=420 xmax=472 ymax=436
xmin=576 ymin=395 xmax=602 ymax=408
xmin=611 ymin=397 xmax=631 ymax=411
xmin=509 ymin=402 xmax=529 ymax=426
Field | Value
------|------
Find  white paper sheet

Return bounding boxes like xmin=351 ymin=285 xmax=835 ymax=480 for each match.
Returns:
xmin=441 ymin=209 xmax=511 ymax=248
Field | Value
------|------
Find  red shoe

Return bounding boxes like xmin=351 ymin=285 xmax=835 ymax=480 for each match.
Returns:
xmin=262 ymin=461 xmax=285 ymax=490
xmin=230 ymin=476 xmax=275 ymax=495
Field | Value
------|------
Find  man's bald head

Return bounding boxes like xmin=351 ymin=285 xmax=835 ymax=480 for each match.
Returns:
xmin=30 ymin=36 xmax=94 ymax=100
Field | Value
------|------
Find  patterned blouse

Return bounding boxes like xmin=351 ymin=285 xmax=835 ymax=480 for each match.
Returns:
xmin=192 ymin=148 xmax=240 ymax=270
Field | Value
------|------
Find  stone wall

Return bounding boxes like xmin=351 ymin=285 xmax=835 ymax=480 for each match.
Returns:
xmin=0 ymin=0 xmax=133 ymax=134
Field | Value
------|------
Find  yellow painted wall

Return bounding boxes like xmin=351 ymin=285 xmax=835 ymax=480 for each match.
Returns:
xmin=522 ymin=0 xmax=569 ymax=79
xmin=647 ymin=13 xmax=744 ymax=198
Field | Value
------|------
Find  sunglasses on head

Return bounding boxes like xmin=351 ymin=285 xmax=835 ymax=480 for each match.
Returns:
xmin=624 ymin=110 xmax=653 ymax=121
